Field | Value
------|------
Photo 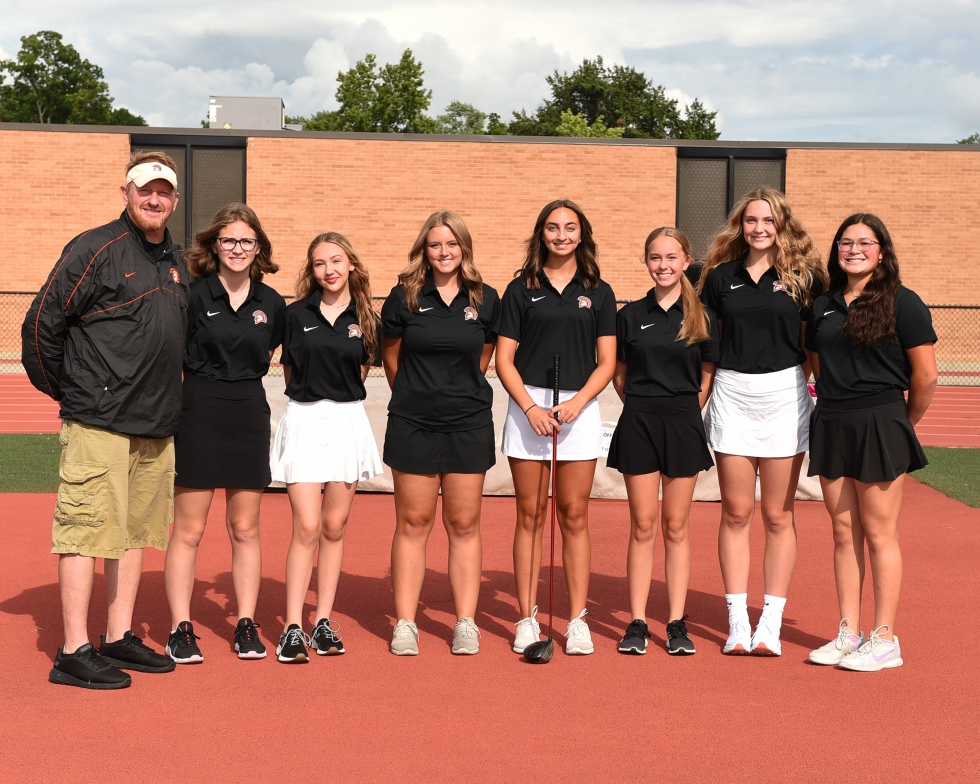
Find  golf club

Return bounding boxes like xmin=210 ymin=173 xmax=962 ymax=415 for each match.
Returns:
xmin=524 ymin=355 xmax=560 ymax=664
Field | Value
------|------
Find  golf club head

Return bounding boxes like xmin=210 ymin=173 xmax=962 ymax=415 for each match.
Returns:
xmin=523 ymin=637 xmax=555 ymax=663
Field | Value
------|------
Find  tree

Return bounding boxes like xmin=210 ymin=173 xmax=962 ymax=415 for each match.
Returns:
xmin=958 ymin=132 xmax=980 ymax=144
xmin=0 ymin=30 xmax=146 ymax=125
xmin=435 ymin=101 xmax=487 ymax=134
xmin=555 ymin=109 xmax=625 ymax=138
xmin=486 ymin=112 xmax=508 ymax=135
xmin=508 ymin=56 xmax=719 ymax=140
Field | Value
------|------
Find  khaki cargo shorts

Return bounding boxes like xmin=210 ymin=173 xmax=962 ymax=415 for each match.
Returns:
xmin=52 ymin=420 xmax=175 ymax=559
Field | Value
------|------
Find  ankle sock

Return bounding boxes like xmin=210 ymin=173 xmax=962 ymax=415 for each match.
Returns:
xmin=760 ymin=594 xmax=786 ymax=631
xmin=725 ymin=593 xmax=749 ymax=627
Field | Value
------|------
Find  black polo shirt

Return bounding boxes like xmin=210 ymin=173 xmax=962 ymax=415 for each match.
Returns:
xmin=499 ymin=270 xmax=617 ymax=390
xmin=700 ymin=257 xmax=822 ymax=374
xmin=184 ymin=275 xmax=286 ymax=381
xmin=382 ymin=278 xmax=500 ymax=432
xmin=617 ymin=290 xmax=720 ymax=397
xmin=805 ymin=286 xmax=936 ymax=401
xmin=281 ymin=290 xmax=381 ymax=403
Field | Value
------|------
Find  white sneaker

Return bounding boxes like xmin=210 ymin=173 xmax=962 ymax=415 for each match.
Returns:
xmin=565 ymin=609 xmax=594 ymax=655
xmin=390 ymin=618 xmax=419 ymax=656
xmin=451 ymin=616 xmax=480 ymax=655
xmin=808 ymin=619 xmax=864 ymax=665
xmin=837 ymin=626 xmax=903 ymax=672
xmin=513 ymin=605 xmax=541 ymax=653
xmin=723 ymin=617 xmax=752 ymax=654
xmin=750 ymin=615 xmax=782 ymax=656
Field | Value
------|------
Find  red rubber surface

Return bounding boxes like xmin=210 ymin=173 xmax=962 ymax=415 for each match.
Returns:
xmin=0 ymin=376 xmax=60 ymax=434
xmin=1 ymin=483 xmax=977 ymax=780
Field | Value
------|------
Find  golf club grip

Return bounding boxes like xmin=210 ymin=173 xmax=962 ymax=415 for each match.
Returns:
xmin=552 ymin=355 xmax=560 ymax=413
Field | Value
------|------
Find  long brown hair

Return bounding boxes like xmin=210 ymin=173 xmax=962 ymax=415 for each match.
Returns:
xmin=697 ymin=187 xmax=827 ymax=308
xmin=515 ymin=199 xmax=601 ymax=290
xmin=184 ymin=203 xmax=278 ymax=282
xmin=828 ymin=213 xmax=901 ymax=346
xmin=296 ymin=232 xmax=378 ymax=361
xmin=644 ymin=227 xmax=711 ymax=345
xmin=399 ymin=211 xmax=484 ymax=312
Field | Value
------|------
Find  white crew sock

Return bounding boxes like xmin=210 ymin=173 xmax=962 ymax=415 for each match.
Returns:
xmin=760 ymin=594 xmax=787 ymax=631
xmin=725 ymin=593 xmax=749 ymax=627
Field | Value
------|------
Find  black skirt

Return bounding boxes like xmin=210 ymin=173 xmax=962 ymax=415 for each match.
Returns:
xmin=383 ymin=415 xmax=496 ymax=474
xmin=807 ymin=391 xmax=927 ymax=483
xmin=174 ymin=374 xmax=272 ymax=489
xmin=607 ymin=394 xmax=714 ymax=478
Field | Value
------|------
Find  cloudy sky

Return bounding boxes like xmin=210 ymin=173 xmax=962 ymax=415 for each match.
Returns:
xmin=3 ymin=1 xmax=979 ymax=142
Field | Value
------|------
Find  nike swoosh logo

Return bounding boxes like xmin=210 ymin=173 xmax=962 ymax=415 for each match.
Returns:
xmin=419 ymin=307 xmax=433 ymax=312
xmin=304 ymin=326 xmax=319 ymax=332
xmin=125 ymin=272 xmax=136 ymax=278
xmin=641 ymin=323 xmax=655 ymax=329
xmin=823 ymin=310 xmax=836 ymax=316
xmin=730 ymin=284 xmax=745 ymax=289
xmin=531 ymin=296 xmax=546 ymax=302
xmin=206 ymin=311 xmax=220 ymax=317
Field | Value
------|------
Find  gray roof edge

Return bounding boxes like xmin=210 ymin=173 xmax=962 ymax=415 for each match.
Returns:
xmin=1 ymin=122 xmax=977 ymax=151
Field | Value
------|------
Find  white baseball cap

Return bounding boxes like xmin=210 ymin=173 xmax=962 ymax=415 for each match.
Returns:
xmin=126 ymin=161 xmax=179 ymax=189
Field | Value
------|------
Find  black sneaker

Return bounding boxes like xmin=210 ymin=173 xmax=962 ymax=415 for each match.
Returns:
xmin=167 ymin=621 xmax=203 ymax=664
xmin=50 ymin=643 xmax=131 ymax=690
xmin=310 ymin=618 xmax=345 ymax=656
xmin=99 ymin=631 xmax=177 ymax=673
xmin=618 ymin=619 xmax=651 ymax=654
xmin=276 ymin=624 xmax=310 ymax=663
xmin=234 ymin=618 xmax=267 ymax=659
xmin=666 ymin=615 xmax=696 ymax=655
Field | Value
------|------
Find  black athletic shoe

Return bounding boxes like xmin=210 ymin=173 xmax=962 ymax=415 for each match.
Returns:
xmin=167 ymin=621 xmax=203 ymax=664
xmin=310 ymin=618 xmax=345 ymax=656
xmin=234 ymin=618 xmax=267 ymax=659
xmin=666 ymin=615 xmax=696 ymax=655
xmin=618 ymin=619 xmax=652 ymax=654
xmin=50 ymin=643 xmax=132 ymax=690
xmin=99 ymin=631 xmax=176 ymax=673
xmin=276 ymin=624 xmax=310 ymax=663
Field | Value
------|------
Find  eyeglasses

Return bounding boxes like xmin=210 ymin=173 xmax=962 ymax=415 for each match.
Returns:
xmin=217 ymin=237 xmax=258 ymax=252
xmin=837 ymin=239 xmax=879 ymax=252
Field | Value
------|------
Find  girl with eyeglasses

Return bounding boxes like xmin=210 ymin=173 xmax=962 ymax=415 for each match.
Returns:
xmin=165 ymin=203 xmax=286 ymax=663
xmin=805 ymin=214 xmax=937 ymax=671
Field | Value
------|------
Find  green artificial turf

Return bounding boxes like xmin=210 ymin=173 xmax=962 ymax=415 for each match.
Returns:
xmin=0 ymin=434 xmax=61 ymax=492
xmin=915 ymin=447 xmax=980 ymax=509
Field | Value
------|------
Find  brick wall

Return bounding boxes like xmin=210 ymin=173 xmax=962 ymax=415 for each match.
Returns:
xmin=786 ymin=148 xmax=980 ymax=305
xmin=0 ymin=130 xmax=130 ymax=292
xmin=246 ymin=137 xmax=677 ymax=303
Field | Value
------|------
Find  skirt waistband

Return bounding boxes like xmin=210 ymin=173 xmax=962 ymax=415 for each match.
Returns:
xmin=817 ymin=389 xmax=905 ymax=412
xmin=714 ymin=366 xmax=804 ymax=394
xmin=624 ymin=393 xmax=700 ymax=416
xmin=183 ymin=373 xmax=265 ymax=400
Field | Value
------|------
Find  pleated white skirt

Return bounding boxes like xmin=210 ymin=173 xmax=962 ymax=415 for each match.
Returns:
xmin=270 ymin=399 xmax=384 ymax=484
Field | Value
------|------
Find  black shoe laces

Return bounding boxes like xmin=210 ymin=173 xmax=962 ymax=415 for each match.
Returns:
xmin=236 ymin=620 xmax=260 ymax=643
xmin=171 ymin=624 xmax=200 ymax=648
xmin=73 ymin=646 xmax=114 ymax=671
xmin=624 ymin=620 xmax=651 ymax=640
xmin=666 ymin=615 xmax=690 ymax=639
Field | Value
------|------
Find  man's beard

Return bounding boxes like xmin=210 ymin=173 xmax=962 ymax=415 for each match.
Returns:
xmin=128 ymin=205 xmax=171 ymax=235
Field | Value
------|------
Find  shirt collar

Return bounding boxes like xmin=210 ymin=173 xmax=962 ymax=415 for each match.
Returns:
xmin=644 ymin=287 xmax=683 ymax=315
xmin=829 ymin=286 xmax=850 ymax=310
xmin=537 ymin=267 xmax=583 ymax=294
xmin=734 ymin=255 xmax=776 ymax=285
xmin=120 ymin=209 xmax=173 ymax=256
xmin=206 ymin=273 xmax=258 ymax=305
xmin=305 ymin=287 xmax=357 ymax=318
xmin=421 ymin=270 xmax=467 ymax=306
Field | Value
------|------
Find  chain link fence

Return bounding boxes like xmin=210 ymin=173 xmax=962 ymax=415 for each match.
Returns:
xmin=3 ymin=291 xmax=977 ymax=385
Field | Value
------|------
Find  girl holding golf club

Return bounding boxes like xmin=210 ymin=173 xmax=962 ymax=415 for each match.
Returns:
xmin=382 ymin=211 xmax=500 ymax=656
xmin=805 ymin=214 xmax=936 ymax=671
xmin=697 ymin=187 xmax=827 ymax=656
xmin=497 ymin=199 xmax=617 ymax=656
xmin=609 ymin=227 xmax=718 ymax=656
xmin=269 ymin=232 xmax=383 ymax=663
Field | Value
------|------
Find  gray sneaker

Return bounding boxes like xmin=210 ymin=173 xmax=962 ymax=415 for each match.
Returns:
xmin=451 ymin=616 xmax=481 ymax=655
xmin=390 ymin=619 xmax=419 ymax=656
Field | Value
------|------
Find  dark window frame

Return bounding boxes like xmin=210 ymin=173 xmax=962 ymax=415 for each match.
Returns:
xmin=130 ymin=134 xmax=248 ymax=248
xmin=676 ymin=146 xmax=786 ymax=217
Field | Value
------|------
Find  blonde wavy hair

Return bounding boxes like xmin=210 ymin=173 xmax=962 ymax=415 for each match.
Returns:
xmin=296 ymin=232 xmax=378 ymax=361
xmin=399 ymin=211 xmax=484 ymax=312
xmin=697 ymin=187 xmax=827 ymax=308
xmin=644 ymin=227 xmax=711 ymax=345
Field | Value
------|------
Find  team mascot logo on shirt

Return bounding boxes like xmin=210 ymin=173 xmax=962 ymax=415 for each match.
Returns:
xmin=253 ymin=310 xmax=267 ymax=324
xmin=169 ymin=267 xmax=180 ymax=284
xmin=773 ymin=280 xmax=785 ymax=293
xmin=348 ymin=324 xmax=363 ymax=338
xmin=464 ymin=307 xmax=478 ymax=321
xmin=578 ymin=296 xmax=592 ymax=309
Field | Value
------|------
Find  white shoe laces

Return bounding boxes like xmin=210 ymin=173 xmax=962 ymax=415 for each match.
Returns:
xmin=856 ymin=624 xmax=891 ymax=654
xmin=455 ymin=617 xmax=480 ymax=640
xmin=832 ymin=618 xmax=855 ymax=651
xmin=515 ymin=605 xmax=541 ymax=638
xmin=566 ymin=608 xmax=590 ymax=639
xmin=393 ymin=619 xmax=418 ymax=640
xmin=281 ymin=627 xmax=311 ymax=648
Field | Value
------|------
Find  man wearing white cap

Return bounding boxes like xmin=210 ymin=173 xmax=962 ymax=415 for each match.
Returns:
xmin=22 ymin=152 xmax=190 ymax=689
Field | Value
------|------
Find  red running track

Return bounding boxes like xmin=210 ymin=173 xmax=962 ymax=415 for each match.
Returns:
xmin=1 ymin=484 xmax=978 ymax=781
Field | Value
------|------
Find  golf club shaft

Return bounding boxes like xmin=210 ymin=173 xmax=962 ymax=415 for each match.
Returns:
xmin=549 ymin=355 xmax=560 ymax=639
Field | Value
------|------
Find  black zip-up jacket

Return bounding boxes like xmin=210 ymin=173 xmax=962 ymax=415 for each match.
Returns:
xmin=22 ymin=211 xmax=190 ymax=438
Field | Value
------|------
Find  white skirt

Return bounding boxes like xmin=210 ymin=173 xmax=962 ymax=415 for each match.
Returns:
xmin=270 ymin=399 xmax=384 ymax=484
xmin=704 ymin=366 xmax=813 ymax=458
xmin=502 ymin=385 xmax=603 ymax=461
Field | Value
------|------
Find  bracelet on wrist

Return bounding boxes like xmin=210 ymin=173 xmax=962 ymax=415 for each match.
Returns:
xmin=522 ymin=403 xmax=536 ymax=415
